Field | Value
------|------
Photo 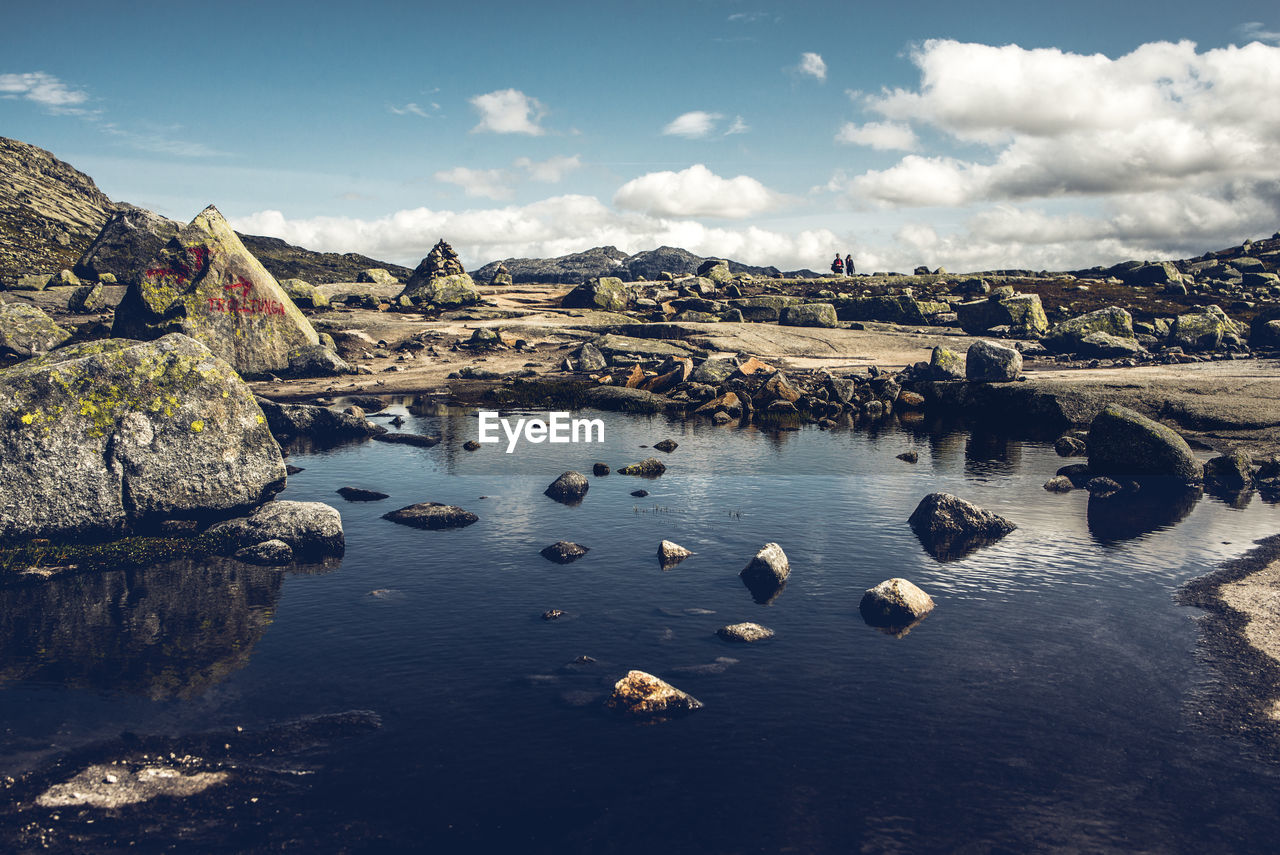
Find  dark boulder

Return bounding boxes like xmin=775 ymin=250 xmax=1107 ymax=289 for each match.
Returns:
xmin=381 ymin=502 xmax=478 ymax=530
xmin=208 ymin=500 xmax=345 ymax=560
xmin=544 ymin=471 xmax=589 ymax=503
xmin=908 ymin=493 xmax=1016 ymax=561
xmin=1087 ymin=404 xmax=1201 ymax=485
xmin=540 ymin=541 xmax=589 ymax=564
xmin=859 ymin=578 xmax=935 ymax=629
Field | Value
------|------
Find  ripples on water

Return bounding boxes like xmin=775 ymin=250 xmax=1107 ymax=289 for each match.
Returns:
xmin=3 ymin=404 xmax=1280 ymax=853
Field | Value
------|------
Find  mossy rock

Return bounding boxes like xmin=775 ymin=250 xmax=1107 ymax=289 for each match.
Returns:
xmin=1087 ymin=404 xmax=1201 ymax=485
xmin=1169 ymin=305 xmax=1241 ymax=351
xmin=779 ymin=303 xmax=838 ymax=328
xmin=929 ymin=345 xmax=965 ymax=380
xmin=561 ymin=277 xmax=630 ymax=312
xmin=280 ymin=278 xmax=329 ymax=310
xmin=399 ymin=272 xmax=481 ymax=310
xmin=1043 ymin=306 xmax=1134 ymax=353
xmin=0 ymin=302 xmax=72 ymax=359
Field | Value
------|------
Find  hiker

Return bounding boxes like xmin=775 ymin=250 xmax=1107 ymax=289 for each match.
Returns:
xmin=831 ymin=254 xmax=844 ymax=275
xmin=845 ymin=254 xmax=855 ymax=276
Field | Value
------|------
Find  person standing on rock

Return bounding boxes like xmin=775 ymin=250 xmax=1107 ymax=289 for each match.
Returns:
xmin=831 ymin=254 xmax=844 ymax=276
xmin=845 ymin=254 xmax=855 ymax=276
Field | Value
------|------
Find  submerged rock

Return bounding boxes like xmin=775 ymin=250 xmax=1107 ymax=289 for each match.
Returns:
xmin=544 ymin=471 xmax=590 ymax=503
xmin=336 ymin=486 xmax=390 ymax=502
xmin=233 ymin=538 xmax=295 ymax=565
xmin=541 ymin=540 xmax=589 ymax=564
xmin=381 ymin=502 xmax=478 ymax=530
xmin=37 ymin=763 xmax=228 ymax=809
xmin=592 ymin=462 xmax=610 ymax=476
xmin=606 ymin=670 xmax=703 ymax=716
xmin=859 ymin=578 xmax=935 ymax=628
xmin=908 ymin=493 xmax=1016 ymax=561
xmin=1087 ymin=404 xmax=1201 ymax=485
xmin=717 ymin=622 xmax=774 ymax=642
xmin=657 ymin=540 xmax=692 ymax=567
xmin=111 ymin=205 xmax=321 ymax=376
xmin=0 ymin=334 xmax=285 ymax=543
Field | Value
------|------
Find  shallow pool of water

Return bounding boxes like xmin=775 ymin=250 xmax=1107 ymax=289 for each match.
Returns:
xmin=4 ymin=405 xmax=1280 ymax=853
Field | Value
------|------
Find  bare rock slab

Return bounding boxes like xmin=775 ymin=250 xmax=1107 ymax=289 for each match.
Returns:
xmin=381 ymin=502 xmax=478 ymax=530
xmin=607 ymin=670 xmax=703 ymax=716
xmin=860 ymin=578 xmax=935 ymax=629
xmin=908 ymin=493 xmax=1016 ymax=561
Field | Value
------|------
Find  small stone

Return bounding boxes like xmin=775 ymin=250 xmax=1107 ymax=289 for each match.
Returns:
xmin=618 ymin=457 xmax=666 ymax=476
xmin=336 ymin=487 xmax=390 ymax=502
xmin=717 ymin=622 xmax=774 ymax=642
xmin=897 ymin=450 xmax=919 ymax=463
xmin=542 ymin=609 xmax=565 ymax=621
xmin=653 ymin=439 xmax=679 ymax=453
xmin=1043 ymin=475 xmax=1074 ymax=492
xmin=382 ymin=502 xmax=478 ymax=529
xmin=541 ymin=541 xmax=589 ymax=564
xmin=859 ymin=578 xmax=935 ymax=628
xmin=1086 ymin=476 xmax=1123 ymax=496
xmin=463 ymin=440 xmax=481 ymax=451
xmin=1055 ymin=436 xmax=1088 ymax=457
xmin=657 ymin=540 xmax=692 ymax=567
xmin=631 ymin=489 xmax=649 ymax=498
xmin=607 ymin=670 xmax=703 ymax=716
xmin=593 ymin=462 xmax=610 ymax=476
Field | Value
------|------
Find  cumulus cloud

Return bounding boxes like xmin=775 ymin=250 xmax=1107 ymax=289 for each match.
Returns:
xmin=469 ymin=89 xmax=546 ymax=135
xmin=794 ymin=52 xmax=827 ymax=81
xmin=613 ymin=164 xmax=782 ymax=219
xmin=846 ymin=39 xmax=1280 ymax=209
xmin=0 ymin=71 xmax=91 ymax=114
xmin=835 ymin=121 xmax=918 ymax=151
xmin=662 ymin=111 xmax=724 ymax=139
xmin=231 ymin=196 xmax=836 ymax=272
xmin=514 ymin=154 xmax=582 ymax=182
xmin=434 ymin=167 xmax=512 ymax=200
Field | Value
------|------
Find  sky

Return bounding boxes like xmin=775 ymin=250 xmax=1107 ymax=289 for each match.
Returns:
xmin=2 ymin=0 xmax=1279 ymax=274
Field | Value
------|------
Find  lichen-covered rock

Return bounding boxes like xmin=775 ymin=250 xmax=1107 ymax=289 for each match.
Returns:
xmin=779 ymin=302 xmax=838 ymax=328
xmin=658 ymin=540 xmax=691 ymax=567
xmin=399 ymin=272 xmax=480 ymax=310
xmin=381 ymin=502 xmax=478 ymax=530
xmin=834 ymin=295 xmax=943 ymax=325
xmin=544 ymin=471 xmax=590 ymax=503
xmin=0 ymin=334 xmax=285 ymax=542
xmin=930 ymin=345 xmax=965 ymax=380
xmin=255 ymin=398 xmax=384 ymax=443
xmin=1169 ymin=305 xmax=1241 ymax=351
xmin=561 ymin=276 xmax=630 ymax=312
xmin=618 ymin=457 xmax=667 ymax=476
xmin=607 ymin=670 xmax=703 ymax=716
xmin=859 ymin=578 xmax=935 ymax=628
xmin=1203 ymin=450 xmax=1254 ymax=493
xmin=1075 ymin=332 xmax=1144 ymax=358
xmin=1118 ymin=261 xmax=1178 ymax=286
xmin=956 ymin=293 xmax=1048 ymax=338
xmin=68 ymin=282 xmax=107 ymax=313
xmin=726 ymin=295 xmax=802 ymax=323
xmin=74 ymin=204 xmax=182 ymax=283
xmin=717 ymin=622 xmax=774 ymax=642
xmin=356 ymin=268 xmax=398 ymax=285
xmin=908 ymin=493 xmax=1016 ymax=561
xmin=696 ymin=258 xmax=732 ymax=285
xmin=965 ymin=340 xmax=1022 ymax=382
xmin=0 ymin=302 xmax=72 ymax=359
xmin=540 ymin=540 xmax=589 ymax=563
xmin=1043 ymin=307 xmax=1135 ymax=353
xmin=690 ymin=358 xmax=736 ymax=385
xmin=209 ymin=500 xmax=344 ymax=559
xmin=111 ymin=205 xmax=321 ymax=376
xmin=285 ymin=345 xmax=352 ymax=378
xmin=233 ymin=538 xmax=295 ymax=565
xmin=280 ymin=278 xmax=329 ymax=309
xmin=572 ymin=341 xmax=608 ymax=372
xmin=1087 ymin=404 xmax=1201 ymax=485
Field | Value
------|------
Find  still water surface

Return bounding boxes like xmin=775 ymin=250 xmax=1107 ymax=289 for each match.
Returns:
xmin=4 ymin=405 xmax=1280 ymax=852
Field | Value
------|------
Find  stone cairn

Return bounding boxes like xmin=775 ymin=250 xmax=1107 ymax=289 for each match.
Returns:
xmin=419 ymin=239 xmax=466 ymax=279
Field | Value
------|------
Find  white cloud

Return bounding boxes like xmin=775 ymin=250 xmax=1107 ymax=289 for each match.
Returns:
xmin=613 ymin=164 xmax=782 ymax=219
xmin=433 ymin=167 xmax=512 ymax=200
xmin=835 ymin=121 xmax=918 ymax=151
xmin=469 ymin=89 xmax=546 ymax=135
xmin=389 ymin=102 xmax=434 ymax=118
xmin=514 ymin=154 xmax=582 ymax=182
xmin=0 ymin=71 xmax=90 ymax=114
xmin=662 ymin=111 xmax=724 ymax=139
xmin=231 ymin=196 xmax=836 ymax=272
xmin=795 ymin=52 xmax=827 ymax=81
xmin=725 ymin=116 xmax=749 ymax=135
xmin=1238 ymin=22 xmax=1280 ymax=44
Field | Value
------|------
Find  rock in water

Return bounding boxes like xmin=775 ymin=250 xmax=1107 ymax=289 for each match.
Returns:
xmin=111 ymin=205 xmax=320 ymax=376
xmin=607 ymin=670 xmax=703 ymax=716
xmin=381 ymin=502 xmax=478 ymax=530
xmin=653 ymin=439 xmax=678 ymax=453
xmin=740 ymin=542 xmax=790 ymax=602
xmin=544 ymin=471 xmax=590 ymax=503
xmin=1087 ymin=404 xmax=1202 ymax=485
xmin=207 ymin=500 xmax=345 ymax=559
xmin=908 ymin=493 xmax=1016 ymax=561
xmin=859 ymin=578 xmax=935 ymax=628
xmin=541 ymin=541 xmax=589 ymax=564
xmin=0 ymin=302 xmax=72 ymax=360
xmin=717 ymin=622 xmax=774 ymax=642
xmin=657 ymin=540 xmax=691 ymax=568
xmin=618 ymin=457 xmax=667 ymax=476
xmin=336 ymin=487 xmax=390 ymax=502
xmin=1203 ymin=450 xmax=1254 ymax=494
xmin=0 ymin=333 xmax=285 ymax=542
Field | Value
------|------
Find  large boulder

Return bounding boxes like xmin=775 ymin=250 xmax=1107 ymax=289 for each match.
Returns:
xmin=0 ymin=334 xmax=285 ymax=542
xmin=1249 ymin=305 xmax=1280 ymax=348
xmin=859 ymin=578 xmax=936 ymax=628
xmin=834 ymin=295 xmax=947 ymax=325
xmin=1042 ymin=307 xmax=1134 ymax=353
xmin=908 ymin=493 xmax=1016 ymax=561
xmin=73 ymin=204 xmax=182 ymax=283
xmin=779 ymin=302 xmax=838 ymax=328
xmin=929 ymin=345 xmax=965 ymax=380
xmin=965 ymin=340 xmax=1022 ymax=382
xmin=561 ymin=276 xmax=630 ymax=312
xmin=740 ymin=542 xmax=790 ymax=600
xmin=0 ymin=302 xmax=72 ymax=360
xmin=1087 ymin=404 xmax=1201 ymax=485
xmin=955 ymin=293 xmax=1048 ymax=338
xmin=111 ymin=205 xmax=321 ymax=376
xmin=279 ymin=278 xmax=329 ymax=310
xmin=696 ymin=258 xmax=732 ymax=285
xmin=726 ymin=295 xmax=802 ymax=323
xmin=1118 ymin=261 xmax=1178 ymax=286
xmin=1168 ymin=305 xmax=1241 ymax=351
xmin=399 ymin=272 xmax=480 ymax=310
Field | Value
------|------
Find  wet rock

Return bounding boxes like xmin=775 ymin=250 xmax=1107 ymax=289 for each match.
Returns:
xmin=233 ymin=538 xmax=295 ymax=565
xmin=542 ymin=608 xmax=564 ymax=620
xmin=1056 ymin=463 xmax=1093 ymax=487
xmin=111 ymin=205 xmax=321 ymax=376
xmin=1204 ymin=450 xmax=1254 ymax=493
xmin=36 ymin=763 xmax=229 ymax=809
xmin=740 ymin=542 xmax=790 ymax=590
xmin=562 ymin=276 xmax=630 ymax=312
xmin=694 ymin=391 xmax=742 ymax=417
xmin=897 ymin=390 xmax=926 ymax=409
xmin=717 ymin=622 xmax=774 ymax=642
xmin=908 ymin=493 xmax=1016 ymax=561
xmin=209 ymin=500 xmax=345 ymax=559
xmin=929 ymin=345 xmax=965 ymax=380
xmin=1043 ymin=475 xmax=1075 ymax=492
xmin=779 ymin=302 xmax=838 ymax=328
xmin=965 ymin=339 xmax=1022 ymax=382
xmin=0 ymin=334 xmax=285 ymax=542
xmin=581 ymin=385 xmax=672 ymax=415
xmin=373 ymin=432 xmax=441 ymax=448
xmin=0 ymin=301 xmax=72 ymax=359
xmin=619 ymin=457 xmax=667 ymax=476
xmin=607 ymin=670 xmax=703 ymax=716
xmin=859 ymin=578 xmax=935 ymax=628
xmin=653 ymin=438 xmax=678 ymax=453
xmin=541 ymin=540 xmax=589 ymax=564
xmin=1087 ymin=404 xmax=1201 ymax=485
xmin=593 ymin=462 xmax=611 ymax=476
xmin=897 ymin=450 xmax=919 ymax=463
xmin=1055 ymin=436 xmax=1088 ymax=457
xmin=381 ymin=502 xmax=478 ymax=530
xmin=631 ymin=489 xmax=649 ymax=498
xmin=1086 ymin=476 xmax=1123 ymax=496
xmin=463 ymin=439 xmax=481 ymax=451
xmin=336 ymin=486 xmax=389 ymax=502
xmin=658 ymin=540 xmax=692 ymax=567
xmin=754 ymin=370 xmax=802 ymax=406
xmin=545 ymin=471 xmax=590 ymax=503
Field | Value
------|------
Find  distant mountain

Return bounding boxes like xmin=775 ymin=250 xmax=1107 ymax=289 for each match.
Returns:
xmin=0 ymin=137 xmax=411 ymax=286
xmin=473 ymin=244 xmax=812 ymax=285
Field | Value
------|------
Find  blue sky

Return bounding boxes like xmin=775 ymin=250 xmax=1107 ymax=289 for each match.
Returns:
xmin=3 ymin=0 xmax=1279 ymax=273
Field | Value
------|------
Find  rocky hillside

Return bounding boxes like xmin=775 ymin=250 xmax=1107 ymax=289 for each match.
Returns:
xmin=473 ymin=245 xmax=809 ymax=285
xmin=0 ymin=137 xmax=410 ymax=286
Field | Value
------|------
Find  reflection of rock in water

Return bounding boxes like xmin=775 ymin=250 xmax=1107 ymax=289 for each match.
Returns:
xmin=0 ymin=557 xmax=280 ymax=699
xmin=963 ymin=430 xmax=1022 ymax=477
xmin=1086 ymin=486 xmax=1202 ymax=544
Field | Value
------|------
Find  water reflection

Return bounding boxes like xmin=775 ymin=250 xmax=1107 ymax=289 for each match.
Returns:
xmin=1086 ymin=486 xmax=1202 ymax=544
xmin=0 ymin=558 xmax=281 ymax=699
